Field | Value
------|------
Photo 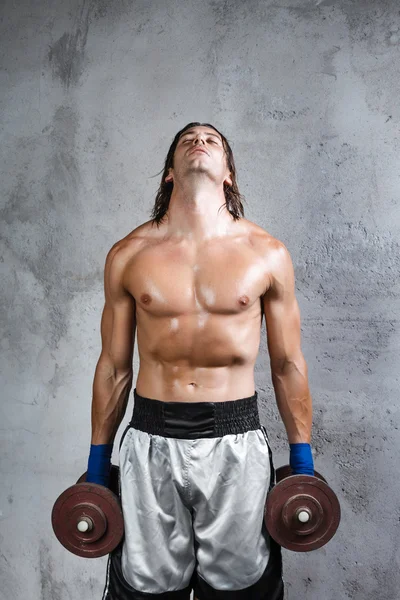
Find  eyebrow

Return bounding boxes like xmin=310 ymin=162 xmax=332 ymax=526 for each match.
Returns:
xmin=180 ymin=130 xmax=222 ymax=141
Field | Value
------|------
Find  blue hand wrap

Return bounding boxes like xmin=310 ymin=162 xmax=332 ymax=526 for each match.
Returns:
xmin=289 ymin=443 xmax=314 ymax=476
xmin=86 ymin=444 xmax=113 ymax=487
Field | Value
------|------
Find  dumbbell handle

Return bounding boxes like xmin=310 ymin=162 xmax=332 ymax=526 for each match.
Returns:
xmin=77 ymin=516 xmax=94 ymax=533
xmin=297 ymin=509 xmax=311 ymax=523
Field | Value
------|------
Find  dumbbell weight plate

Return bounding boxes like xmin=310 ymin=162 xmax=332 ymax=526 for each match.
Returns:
xmin=51 ymin=482 xmax=124 ymax=558
xmin=265 ymin=474 xmax=340 ymax=552
xmin=275 ymin=465 xmax=327 ymax=484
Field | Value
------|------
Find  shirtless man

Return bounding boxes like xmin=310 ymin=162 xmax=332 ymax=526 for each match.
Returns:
xmin=86 ymin=122 xmax=313 ymax=600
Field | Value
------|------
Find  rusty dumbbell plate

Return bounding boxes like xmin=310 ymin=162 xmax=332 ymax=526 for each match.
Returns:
xmin=52 ymin=482 xmax=124 ymax=558
xmin=265 ymin=475 xmax=341 ymax=552
xmin=275 ymin=465 xmax=327 ymax=484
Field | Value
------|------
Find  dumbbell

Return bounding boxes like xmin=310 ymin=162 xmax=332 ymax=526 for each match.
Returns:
xmin=264 ymin=465 xmax=341 ymax=552
xmin=51 ymin=465 xmax=123 ymax=558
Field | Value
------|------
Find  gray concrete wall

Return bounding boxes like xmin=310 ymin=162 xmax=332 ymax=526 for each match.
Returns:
xmin=1 ymin=0 xmax=399 ymax=598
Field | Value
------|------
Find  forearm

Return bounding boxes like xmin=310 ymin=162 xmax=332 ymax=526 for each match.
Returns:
xmin=91 ymin=355 xmax=133 ymax=444
xmin=271 ymin=358 xmax=312 ymax=444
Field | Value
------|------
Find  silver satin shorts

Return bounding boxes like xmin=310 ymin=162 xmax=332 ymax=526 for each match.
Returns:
xmin=103 ymin=389 xmax=284 ymax=600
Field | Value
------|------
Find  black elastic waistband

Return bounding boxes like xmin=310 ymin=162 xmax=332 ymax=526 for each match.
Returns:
xmin=130 ymin=388 xmax=261 ymax=439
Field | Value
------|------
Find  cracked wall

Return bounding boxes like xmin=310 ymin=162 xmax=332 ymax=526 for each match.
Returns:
xmin=1 ymin=1 xmax=399 ymax=598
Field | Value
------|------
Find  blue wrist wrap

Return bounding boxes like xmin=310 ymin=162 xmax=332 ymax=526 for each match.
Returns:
xmin=86 ymin=444 xmax=113 ymax=487
xmin=289 ymin=443 xmax=314 ymax=476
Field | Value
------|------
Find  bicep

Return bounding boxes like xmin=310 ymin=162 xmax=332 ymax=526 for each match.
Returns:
xmin=99 ymin=246 xmax=136 ymax=372
xmin=262 ymin=243 xmax=303 ymax=371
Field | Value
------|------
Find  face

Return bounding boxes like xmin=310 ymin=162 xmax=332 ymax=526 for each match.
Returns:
xmin=165 ymin=126 xmax=233 ymax=187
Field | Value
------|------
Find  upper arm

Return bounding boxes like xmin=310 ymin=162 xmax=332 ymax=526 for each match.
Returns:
xmin=99 ymin=243 xmax=136 ymax=373
xmin=262 ymin=242 xmax=304 ymax=372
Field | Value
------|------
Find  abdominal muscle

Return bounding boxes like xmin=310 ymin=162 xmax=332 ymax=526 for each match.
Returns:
xmin=136 ymin=363 xmax=257 ymax=403
xmin=136 ymin=358 xmax=258 ymax=403
xmin=134 ymin=311 xmax=261 ymax=403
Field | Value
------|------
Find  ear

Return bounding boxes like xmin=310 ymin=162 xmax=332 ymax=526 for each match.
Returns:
xmin=165 ymin=168 xmax=173 ymax=184
xmin=224 ymin=172 xmax=233 ymax=187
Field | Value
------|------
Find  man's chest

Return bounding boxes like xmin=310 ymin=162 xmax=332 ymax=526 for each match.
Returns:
xmin=124 ymin=241 xmax=271 ymax=317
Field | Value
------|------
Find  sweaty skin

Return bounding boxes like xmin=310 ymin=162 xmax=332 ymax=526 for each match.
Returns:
xmin=90 ymin=217 xmax=312 ymax=447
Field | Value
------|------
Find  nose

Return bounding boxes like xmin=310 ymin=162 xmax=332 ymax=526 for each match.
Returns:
xmin=193 ymin=134 xmax=205 ymax=145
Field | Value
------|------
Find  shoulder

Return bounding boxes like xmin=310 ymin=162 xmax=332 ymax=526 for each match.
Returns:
xmin=105 ymin=220 xmax=159 ymax=265
xmin=103 ymin=221 xmax=160 ymax=294
xmin=241 ymin=219 xmax=295 ymax=294
xmin=242 ymin=218 xmax=291 ymax=263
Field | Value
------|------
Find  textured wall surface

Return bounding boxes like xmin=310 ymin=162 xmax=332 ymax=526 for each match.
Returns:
xmin=1 ymin=1 xmax=399 ymax=598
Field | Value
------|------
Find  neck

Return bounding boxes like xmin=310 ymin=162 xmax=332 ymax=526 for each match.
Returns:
xmin=165 ymin=177 xmax=235 ymax=242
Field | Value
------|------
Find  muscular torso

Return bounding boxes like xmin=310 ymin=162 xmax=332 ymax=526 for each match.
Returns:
xmin=118 ymin=218 xmax=276 ymax=402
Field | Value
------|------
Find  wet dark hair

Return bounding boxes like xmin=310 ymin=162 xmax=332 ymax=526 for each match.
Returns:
xmin=149 ymin=122 xmax=246 ymax=226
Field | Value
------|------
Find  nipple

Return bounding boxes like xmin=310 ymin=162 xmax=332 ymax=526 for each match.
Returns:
xmin=239 ymin=295 xmax=250 ymax=306
xmin=141 ymin=294 xmax=151 ymax=304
